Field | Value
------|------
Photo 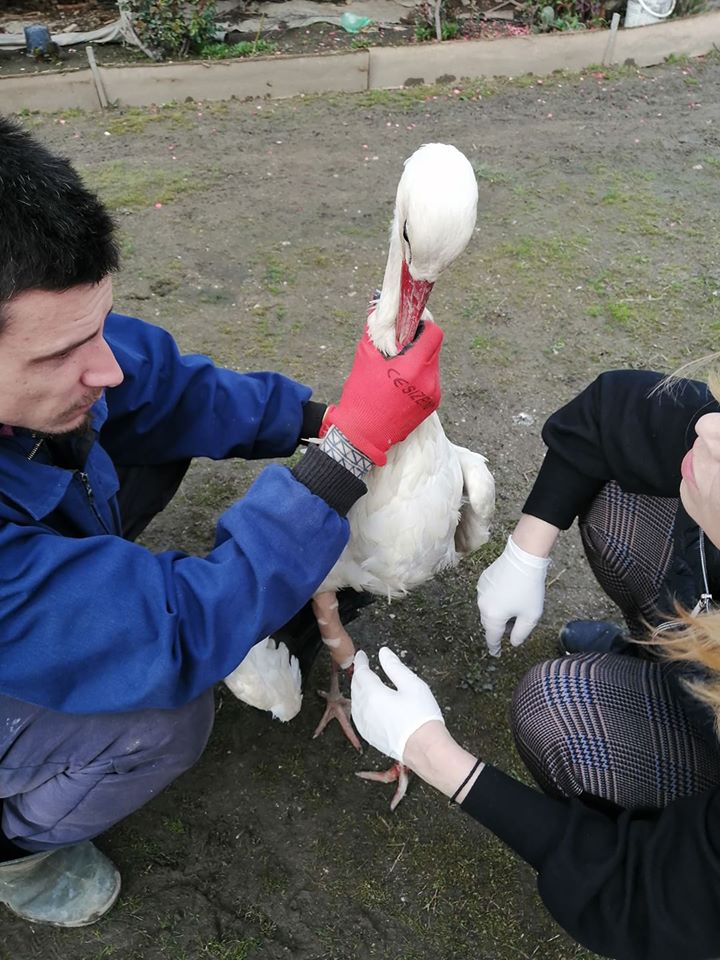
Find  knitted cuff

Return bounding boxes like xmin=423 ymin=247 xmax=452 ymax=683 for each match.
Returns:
xmin=292 ymin=443 xmax=366 ymax=517
xmin=319 ymin=425 xmax=372 ymax=481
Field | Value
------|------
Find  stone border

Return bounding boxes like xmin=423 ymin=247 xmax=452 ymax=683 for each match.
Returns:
xmin=1 ymin=11 xmax=718 ymax=113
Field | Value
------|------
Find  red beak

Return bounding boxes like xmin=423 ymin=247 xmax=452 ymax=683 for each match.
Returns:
xmin=396 ymin=259 xmax=434 ymax=352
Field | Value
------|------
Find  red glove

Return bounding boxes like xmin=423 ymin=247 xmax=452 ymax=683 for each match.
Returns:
xmin=323 ymin=321 xmax=444 ymax=465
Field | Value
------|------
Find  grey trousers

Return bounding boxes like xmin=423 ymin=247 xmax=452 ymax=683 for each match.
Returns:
xmin=0 ymin=460 xmax=217 ymax=853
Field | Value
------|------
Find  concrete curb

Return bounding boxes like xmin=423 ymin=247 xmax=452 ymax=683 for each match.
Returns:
xmin=2 ymin=10 xmax=719 ymax=113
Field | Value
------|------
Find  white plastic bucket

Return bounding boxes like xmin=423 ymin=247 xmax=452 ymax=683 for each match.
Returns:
xmin=624 ymin=0 xmax=676 ymax=27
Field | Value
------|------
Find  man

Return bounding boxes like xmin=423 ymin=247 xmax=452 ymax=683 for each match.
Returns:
xmin=0 ymin=117 xmax=443 ymax=926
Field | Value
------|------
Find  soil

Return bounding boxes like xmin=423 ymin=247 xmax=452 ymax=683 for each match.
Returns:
xmin=2 ymin=54 xmax=720 ymax=960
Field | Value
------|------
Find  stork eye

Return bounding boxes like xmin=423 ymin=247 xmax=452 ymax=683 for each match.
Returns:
xmin=402 ymin=221 xmax=412 ymax=262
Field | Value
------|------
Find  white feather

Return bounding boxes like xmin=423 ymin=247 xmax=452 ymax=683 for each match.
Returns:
xmin=224 ymin=638 xmax=302 ymax=722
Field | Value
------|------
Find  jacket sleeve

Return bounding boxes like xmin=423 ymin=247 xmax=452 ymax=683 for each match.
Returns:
xmin=0 ymin=465 xmax=350 ymax=714
xmin=522 ymin=370 xmax=718 ymax=529
xmin=100 ymin=312 xmax=323 ymax=465
xmin=462 ymin=764 xmax=720 ymax=960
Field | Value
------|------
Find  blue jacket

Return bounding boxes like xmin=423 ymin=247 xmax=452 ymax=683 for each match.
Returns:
xmin=0 ymin=313 xmax=349 ymax=714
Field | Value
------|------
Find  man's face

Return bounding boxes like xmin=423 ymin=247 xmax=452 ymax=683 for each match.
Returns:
xmin=0 ymin=278 xmax=124 ymax=434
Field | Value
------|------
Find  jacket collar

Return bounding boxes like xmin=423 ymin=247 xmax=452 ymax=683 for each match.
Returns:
xmin=0 ymin=395 xmax=108 ymax=520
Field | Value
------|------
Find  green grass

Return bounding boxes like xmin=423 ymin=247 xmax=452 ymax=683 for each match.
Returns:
xmin=473 ymin=162 xmax=513 ymax=184
xmin=80 ymin=161 xmax=213 ymax=211
xmin=196 ymin=39 xmax=277 ymax=59
xmin=200 ymin=939 xmax=261 ymax=960
xmin=498 ymin=233 xmax=589 ymax=275
xmin=263 ymin=257 xmax=292 ymax=294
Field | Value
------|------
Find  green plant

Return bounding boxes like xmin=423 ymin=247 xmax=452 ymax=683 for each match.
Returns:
xmin=554 ymin=11 xmax=585 ymax=28
xmin=124 ymin=0 xmax=218 ymax=59
xmin=528 ymin=0 xmax=603 ymax=30
xmin=351 ymin=35 xmax=372 ymax=49
xmin=196 ymin=39 xmax=276 ymax=58
xmin=415 ymin=19 xmax=434 ymax=40
xmin=414 ymin=1 xmax=460 ymax=40
xmin=441 ymin=19 xmax=460 ymax=38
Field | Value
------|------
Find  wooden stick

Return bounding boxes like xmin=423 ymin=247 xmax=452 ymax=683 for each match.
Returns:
xmin=602 ymin=12 xmax=621 ymax=67
xmin=85 ymin=45 xmax=109 ymax=110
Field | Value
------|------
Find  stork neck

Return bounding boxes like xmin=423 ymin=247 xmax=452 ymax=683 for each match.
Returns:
xmin=367 ymin=216 xmax=403 ymax=357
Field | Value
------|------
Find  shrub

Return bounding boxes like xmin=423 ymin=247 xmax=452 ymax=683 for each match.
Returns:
xmin=122 ymin=0 xmax=218 ymax=59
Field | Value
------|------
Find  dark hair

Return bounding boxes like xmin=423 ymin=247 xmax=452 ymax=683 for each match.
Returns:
xmin=0 ymin=116 xmax=119 ymax=329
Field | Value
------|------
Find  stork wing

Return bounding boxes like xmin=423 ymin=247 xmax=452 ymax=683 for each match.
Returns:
xmin=224 ymin=637 xmax=302 ymax=722
xmin=451 ymin=444 xmax=495 ymax=557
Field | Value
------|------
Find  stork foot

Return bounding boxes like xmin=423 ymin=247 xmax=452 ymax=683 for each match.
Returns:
xmin=356 ymin=762 xmax=410 ymax=811
xmin=313 ymin=663 xmax=362 ymax=752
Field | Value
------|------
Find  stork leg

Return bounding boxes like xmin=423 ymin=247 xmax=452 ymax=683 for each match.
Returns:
xmin=311 ymin=592 xmax=361 ymax=751
xmin=313 ymin=660 xmax=362 ymax=752
xmin=356 ymin=763 xmax=411 ymax=811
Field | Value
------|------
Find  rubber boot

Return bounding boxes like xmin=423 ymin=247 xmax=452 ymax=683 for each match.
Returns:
xmin=0 ymin=841 xmax=121 ymax=927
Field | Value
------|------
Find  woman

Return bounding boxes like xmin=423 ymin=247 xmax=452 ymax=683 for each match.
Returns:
xmin=352 ymin=368 xmax=720 ymax=960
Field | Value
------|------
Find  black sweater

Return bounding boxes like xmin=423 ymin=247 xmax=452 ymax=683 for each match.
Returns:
xmin=463 ymin=370 xmax=720 ymax=960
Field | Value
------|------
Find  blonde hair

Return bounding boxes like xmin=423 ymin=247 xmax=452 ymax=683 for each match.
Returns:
xmin=652 ymin=609 xmax=720 ymax=734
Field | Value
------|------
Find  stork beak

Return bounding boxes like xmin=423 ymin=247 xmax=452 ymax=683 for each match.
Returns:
xmin=396 ymin=259 xmax=434 ymax=352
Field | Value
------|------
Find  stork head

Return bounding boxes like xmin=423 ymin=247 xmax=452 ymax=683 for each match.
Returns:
xmin=392 ymin=143 xmax=479 ymax=350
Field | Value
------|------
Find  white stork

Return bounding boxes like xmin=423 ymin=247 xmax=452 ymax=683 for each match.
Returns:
xmin=311 ymin=143 xmax=495 ymax=808
xmin=224 ymin=144 xmax=493 ymax=808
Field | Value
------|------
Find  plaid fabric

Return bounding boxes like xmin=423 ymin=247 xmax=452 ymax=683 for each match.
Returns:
xmin=512 ymin=652 xmax=720 ymax=808
xmin=579 ymin=480 xmax=679 ymax=637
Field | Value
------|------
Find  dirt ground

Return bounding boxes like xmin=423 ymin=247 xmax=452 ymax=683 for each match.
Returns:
xmin=2 ymin=55 xmax=720 ymax=960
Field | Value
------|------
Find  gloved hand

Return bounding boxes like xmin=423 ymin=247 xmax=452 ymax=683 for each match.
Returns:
xmin=322 ymin=321 xmax=443 ymax=465
xmin=351 ymin=648 xmax=444 ymax=762
xmin=476 ymin=535 xmax=550 ymax=657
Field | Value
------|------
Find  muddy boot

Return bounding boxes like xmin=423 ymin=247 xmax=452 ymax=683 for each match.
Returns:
xmin=0 ymin=841 xmax=121 ymax=927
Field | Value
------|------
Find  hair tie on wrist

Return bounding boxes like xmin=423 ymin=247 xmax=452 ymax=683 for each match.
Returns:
xmin=449 ymin=757 xmax=483 ymax=806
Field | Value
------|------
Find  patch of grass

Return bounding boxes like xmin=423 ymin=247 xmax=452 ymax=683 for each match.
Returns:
xmin=197 ymin=39 xmax=277 ymax=59
xmin=200 ymin=938 xmax=261 ymax=960
xmin=498 ymin=233 xmax=589 ymax=275
xmin=57 ymin=106 xmax=87 ymax=121
xmin=118 ymin=231 xmax=135 ymax=258
xmin=162 ymin=816 xmax=186 ymax=834
xmin=601 ymin=187 xmax=633 ymax=205
xmin=471 ymin=333 xmax=495 ymax=351
xmin=294 ymin=245 xmax=333 ymax=269
xmin=105 ymin=104 xmax=193 ymax=135
xmin=606 ymin=301 xmax=636 ymax=326
xmin=473 ymin=162 xmax=512 ymax=184
xmin=664 ymin=52 xmax=691 ymax=65
xmin=263 ymin=257 xmax=293 ymax=293
xmin=80 ymin=161 xmax=209 ymax=211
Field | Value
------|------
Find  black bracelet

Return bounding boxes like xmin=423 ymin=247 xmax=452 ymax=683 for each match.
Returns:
xmin=449 ymin=758 xmax=484 ymax=806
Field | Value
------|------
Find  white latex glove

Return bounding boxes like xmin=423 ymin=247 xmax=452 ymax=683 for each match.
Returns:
xmin=351 ymin=648 xmax=444 ymax=762
xmin=476 ymin=535 xmax=550 ymax=657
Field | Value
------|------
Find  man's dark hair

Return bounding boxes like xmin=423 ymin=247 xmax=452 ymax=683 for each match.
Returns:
xmin=0 ymin=116 xmax=119 ymax=329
